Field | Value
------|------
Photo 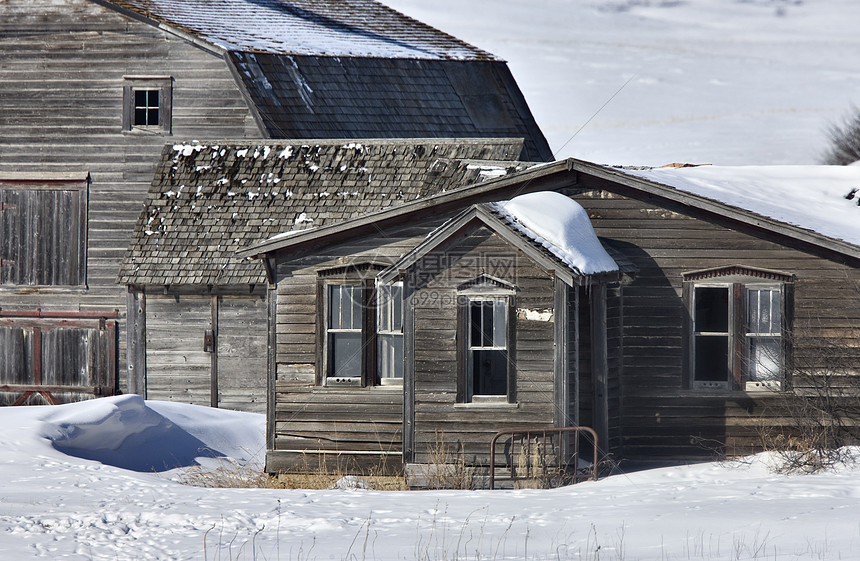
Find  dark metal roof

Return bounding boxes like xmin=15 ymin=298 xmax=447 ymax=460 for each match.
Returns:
xmin=229 ymin=54 xmax=553 ymax=162
xmin=118 ymin=138 xmax=531 ymax=286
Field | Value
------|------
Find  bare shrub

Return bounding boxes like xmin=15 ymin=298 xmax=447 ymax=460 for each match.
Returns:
xmin=821 ymin=105 xmax=860 ymax=165
xmin=758 ymin=328 xmax=860 ymax=473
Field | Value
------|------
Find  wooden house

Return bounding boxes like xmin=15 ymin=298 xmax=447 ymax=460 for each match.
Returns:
xmin=117 ymin=138 xmax=531 ymax=411
xmin=240 ymin=159 xmax=860 ymax=472
xmin=0 ymin=0 xmax=549 ymax=407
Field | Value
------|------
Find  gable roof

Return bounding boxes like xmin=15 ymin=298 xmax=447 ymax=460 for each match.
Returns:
xmin=97 ymin=0 xmax=553 ymax=161
xmin=377 ymin=203 xmax=622 ymax=288
xmin=241 ymin=158 xmax=860 ymax=265
xmin=118 ymin=138 xmax=531 ymax=287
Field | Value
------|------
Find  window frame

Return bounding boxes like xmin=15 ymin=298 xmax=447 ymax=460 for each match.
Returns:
xmin=376 ymin=281 xmax=404 ymax=385
xmin=684 ymin=268 xmax=793 ymax=392
xmin=122 ymin=76 xmax=173 ymax=134
xmin=456 ymin=279 xmax=517 ymax=405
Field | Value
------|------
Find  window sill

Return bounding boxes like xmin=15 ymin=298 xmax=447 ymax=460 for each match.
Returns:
xmin=454 ymin=400 xmax=519 ymax=409
xmin=122 ymin=129 xmax=171 ymax=136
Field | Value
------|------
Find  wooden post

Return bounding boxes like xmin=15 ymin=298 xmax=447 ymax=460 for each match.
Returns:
xmin=266 ymin=284 xmax=277 ymax=452
xmin=126 ymin=289 xmax=146 ymax=397
xmin=210 ymin=295 xmax=219 ymax=408
xmin=591 ymin=283 xmax=609 ymax=455
xmin=402 ymin=275 xmax=415 ymax=464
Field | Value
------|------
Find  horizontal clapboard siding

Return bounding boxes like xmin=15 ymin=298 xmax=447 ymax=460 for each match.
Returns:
xmin=574 ymin=187 xmax=860 ymax=461
xmin=410 ymin=226 xmax=557 ymax=465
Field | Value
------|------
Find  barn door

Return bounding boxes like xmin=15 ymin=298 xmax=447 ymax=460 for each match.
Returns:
xmin=0 ymin=312 xmax=118 ymax=405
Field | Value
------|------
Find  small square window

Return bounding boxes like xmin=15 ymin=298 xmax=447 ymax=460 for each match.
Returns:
xmin=123 ymin=76 xmax=172 ymax=134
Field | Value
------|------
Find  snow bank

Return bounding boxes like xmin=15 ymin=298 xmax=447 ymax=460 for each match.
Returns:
xmin=626 ymin=165 xmax=860 ymax=247
xmin=39 ymin=395 xmax=263 ymax=472
xmin=3 ymin=397 xmax=860 ymax=559
xmin=493 ymin=191 xmax=619 ymax=275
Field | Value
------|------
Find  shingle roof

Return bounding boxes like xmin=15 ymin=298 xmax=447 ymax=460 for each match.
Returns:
xmin=118 ymin=138 xmax=532 ymax=287
xmin=106 ymin=0 xmax=494 ymax=60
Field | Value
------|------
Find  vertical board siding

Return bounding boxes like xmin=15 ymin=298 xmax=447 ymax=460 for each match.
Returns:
xmin=217 ymin=295 xmax=267 ymax=413
xmin=0 ymin=0 xmax=259 ymax=395
xmin=145 ymin=295 xmax=211 ymax=405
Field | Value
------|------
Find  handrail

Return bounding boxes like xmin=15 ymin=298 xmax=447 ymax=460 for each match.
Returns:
xmin=489 ymin=426 xmax=599 ymax=490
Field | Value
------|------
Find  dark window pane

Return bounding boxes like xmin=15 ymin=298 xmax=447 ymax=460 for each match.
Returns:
xmin=147 ymin=90 xmax=159 ymax=107
xmin=470 ymin=302 xmax=482 ymax=346
xmin=472 ymin=349 xmax=507 ymax=395
xmin=695 ymin=335 xmax=729 ymax=382
xmin=695 ymin=287 xmax=729 ymax=333
xmin=330 ymin=332 xmax=361 ymax=378
xmin=147 ymin=108 xmax=159 ymax=125
xmin=134 ymin=108 xmax=147 ymax=126
xmin=134 ymin=89 xmax=148 ymax=106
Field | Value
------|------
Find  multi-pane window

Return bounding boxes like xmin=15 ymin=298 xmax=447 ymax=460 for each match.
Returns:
xmin=326 ymin=284 xmax=363 ymax=381
xmin=746 ymin=288 xmax=782 ymax=384
xmin=377 ymin=282 xmax=403 ymax=383
xmin=122 ymin=76 xmax=172 ymax=133
xmin=134 ymin=90 xmax=160 ymax=127
xmin=467 ymin=299 xmax=509 ymax=400
xmin=691 ymin=283 xmax=785 ymax=390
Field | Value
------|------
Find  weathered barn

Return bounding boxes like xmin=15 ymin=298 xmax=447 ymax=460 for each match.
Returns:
xmin=0 ymin=0 xmax=549 ymax=406
xmin=117 ymin=138 xmax=531 ymax=411
xmin=241 ymin=159 xmax=860 ymax=473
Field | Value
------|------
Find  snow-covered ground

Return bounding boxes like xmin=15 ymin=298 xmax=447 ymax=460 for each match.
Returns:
xmin=383 ymin=0 xmax=860 ymax=166
xmin=2 ymin=395 xmax=860 ymax=560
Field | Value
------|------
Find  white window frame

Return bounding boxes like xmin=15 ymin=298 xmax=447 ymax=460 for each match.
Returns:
xmin=377 ymin=281 xmax=404 ymax=385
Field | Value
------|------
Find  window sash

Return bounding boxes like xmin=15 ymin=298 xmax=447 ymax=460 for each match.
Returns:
xmin=467 ymin=298 xmax=509 ymax=399
xmin=377 ymin=282 xmax=403 ymax=380
xmin=326 ymin=284 xmax=363 ymax=379
xmin=690 ymin=283 xmax=783 ymax=389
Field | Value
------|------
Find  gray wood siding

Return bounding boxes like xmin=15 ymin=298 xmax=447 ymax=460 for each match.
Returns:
xmin=217 ymin=295 xmax=267 ymax=413
xmin=410 ymin=227 xmax=557 ymax=465
xmin=573 ymin=186 xmax=860 ymax=461
xmin=145 ymin=295 xmax=211 ymax=405
xmin=268 ymin=224 xmax=436 ymax=472
xmin=0 ymin=0 xmax=260 ymax=394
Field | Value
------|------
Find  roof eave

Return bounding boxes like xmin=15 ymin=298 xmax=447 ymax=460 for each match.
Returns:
xmin=571 ymin=160 xmax=860 ymax=263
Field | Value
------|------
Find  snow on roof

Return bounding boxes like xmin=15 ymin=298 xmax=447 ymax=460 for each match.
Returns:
xmin=113 ymin=0 xmax=493 ymax=60
xmin=492 ymin=191 xmax=619 ymax=275
xmin=625 ymin=165 xmax=860 ymax=247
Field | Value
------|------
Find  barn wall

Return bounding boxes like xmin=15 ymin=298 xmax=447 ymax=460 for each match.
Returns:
xmin=0 ymin=0 xmax=259 ymax=396
xmin=573 ymin=184 xmax=860 ymax=461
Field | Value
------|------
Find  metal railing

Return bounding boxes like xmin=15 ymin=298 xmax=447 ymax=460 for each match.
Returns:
xmin=489 ymin=426 xmax=599 ymax=490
